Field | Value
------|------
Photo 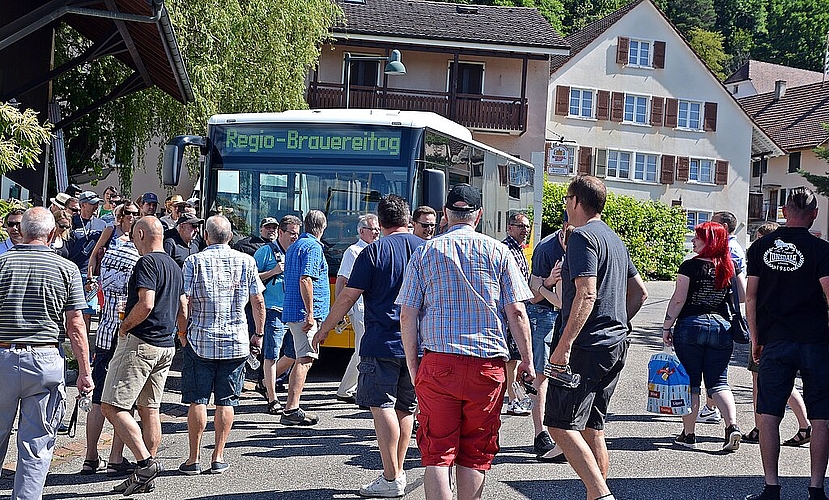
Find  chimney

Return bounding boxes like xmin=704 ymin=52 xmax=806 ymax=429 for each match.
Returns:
xmin=774 ymin=80 xmax=787 ymax=100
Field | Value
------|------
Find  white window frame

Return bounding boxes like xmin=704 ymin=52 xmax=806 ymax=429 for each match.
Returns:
xmin=628 ymin=39 xmax=652 ymax=67
xmin=689 ymin=158 xmax=715 ymax=184
xmin=623 ymin=94 xmax=649 ymax=125
xmin=607 ymin=150 xmax=633 ymax=180
xmin=677 ymin=100 xmax=702 ymax=130
xmin=568 ymin=88 xmax=595 ymax=119
xmin=686 ymin=210 xmax=712 ymax=231
xmin=634 ymin=153 xmax=658 ymax=183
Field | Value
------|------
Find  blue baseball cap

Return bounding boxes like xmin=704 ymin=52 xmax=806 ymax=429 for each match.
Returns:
xmin=141 ymin=192 xmax=159 ymax=204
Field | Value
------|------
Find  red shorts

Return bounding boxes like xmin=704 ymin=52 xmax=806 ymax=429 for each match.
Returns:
xmin=415 ymin=351 xmax=506 ymax=470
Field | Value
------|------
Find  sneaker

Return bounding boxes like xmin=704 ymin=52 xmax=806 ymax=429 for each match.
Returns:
xmin=280 ymin=407 xmax=319 ymax=426
xmin=697 ymin=404 xmax=722 ymax=424
xmin=808 ymin=487 xmax=828 ymax=500
xmin=745 ymin=484 xmax=781 ymax=500
xmin=210 ymin=461 xmax=229 ymax=474
xmin=359 ymin=473 xmax=406 ymax=497
xmin=119 ymin=459 xmax=162 ymax=495
xmin=723 ymin=424 xmax=742 ymax=452
xmin=506 ymin=400 xmax=531 ymax=416
xmin=533 ymin=431 xmax=567 ymax=462
xmin=178 ymin=461 xmax=201 ymax=476
xmin=674 ymin=431 xmax=696 ymax=449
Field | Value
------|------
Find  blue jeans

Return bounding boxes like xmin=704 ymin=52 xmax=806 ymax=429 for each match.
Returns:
xmin=181 ymin=345 xmax=246 ymax=407
xmin=673 ymin=314 xmax=732 ymax=396
xmin=527 ymin=303 xmax=558 ymax=375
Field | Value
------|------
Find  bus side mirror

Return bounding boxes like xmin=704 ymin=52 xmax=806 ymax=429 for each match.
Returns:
xmin=162 ymin=135 xmax=207 ymax=187
xmin=423 ymin=168 xmax=446 ymax=214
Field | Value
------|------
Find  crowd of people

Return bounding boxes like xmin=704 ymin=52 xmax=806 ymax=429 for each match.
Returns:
xmin=0 ymin=177 xmax=827 ymax=500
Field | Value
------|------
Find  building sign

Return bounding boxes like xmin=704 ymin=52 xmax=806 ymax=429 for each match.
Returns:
xmin=546 ymin=142 xmax=570 ymax=176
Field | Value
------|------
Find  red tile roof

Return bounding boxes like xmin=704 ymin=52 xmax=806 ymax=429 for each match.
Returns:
xmin=725 ymin=60 xmax=824 ymax=94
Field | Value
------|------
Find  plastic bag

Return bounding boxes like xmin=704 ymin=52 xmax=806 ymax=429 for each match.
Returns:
xmin=646 ymin=350 xmax=692 ymax=415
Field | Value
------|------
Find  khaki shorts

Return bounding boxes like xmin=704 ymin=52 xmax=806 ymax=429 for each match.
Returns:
xmin=288 ymin=321 xmax=319 ymax=360
xmin=101 ymin=334 xmax=175 ymax=410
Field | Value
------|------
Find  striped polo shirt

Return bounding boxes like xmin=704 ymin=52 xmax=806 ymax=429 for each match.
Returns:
xmin=0 ymin=244 xmax=86 ymax=344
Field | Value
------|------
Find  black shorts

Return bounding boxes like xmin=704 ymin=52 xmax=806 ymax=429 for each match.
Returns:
xmin=757 ymin=339 xmax=829 ymax=419
xmin=91 ymin=346 xmax=115 ymax=404
xmin=356 ymin=357 xmax=417 ymax=413
xmin=544 ymin=340 xmax=628 ymax=431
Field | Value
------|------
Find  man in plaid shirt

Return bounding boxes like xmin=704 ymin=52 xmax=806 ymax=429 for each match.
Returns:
xmin=176 ymin=215 xmax=265 ymax=475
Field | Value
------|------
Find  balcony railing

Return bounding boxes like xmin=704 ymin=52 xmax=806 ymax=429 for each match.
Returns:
xmin=306 ymin=83 xmax=528 ymax=133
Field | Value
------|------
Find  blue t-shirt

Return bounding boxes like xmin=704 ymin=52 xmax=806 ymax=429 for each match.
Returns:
xmin=531 ymin=230 xmax=565 ymax=308
xmin=347 ymin=232 xmax=423 ymax=358
xmin=282 ymin=233 xmax=329 ymax=322
xmin=253 ymin=242 xmax=286 ymax=310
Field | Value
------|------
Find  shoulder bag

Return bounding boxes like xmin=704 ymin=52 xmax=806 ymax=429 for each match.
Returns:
xmin=727 ymin=277 xmax=749 ymax=344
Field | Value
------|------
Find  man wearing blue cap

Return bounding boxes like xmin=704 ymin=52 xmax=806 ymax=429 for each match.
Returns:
xmin=139 ymin=192 xmax=159 ymax=217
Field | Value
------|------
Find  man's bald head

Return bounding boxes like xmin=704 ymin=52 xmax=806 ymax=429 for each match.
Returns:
xmin=132 ymin=216 xmax=165 ymax=255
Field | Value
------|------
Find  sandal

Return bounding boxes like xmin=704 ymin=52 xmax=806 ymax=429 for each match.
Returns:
xmin=106 ymin=458 xmax=136 ymax=477
xmin=782 ymin=426 xmax=811 ymax=446
xmin=80 ymin=456 xmax=107 ymax=475
xmin=742 ymin=427 xmax=760 ymax=444
xmin=267 ymin=400 xmax=283 ymax=415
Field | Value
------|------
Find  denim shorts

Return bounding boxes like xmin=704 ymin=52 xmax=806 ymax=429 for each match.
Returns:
xmin=672 ymin=314 xmax=732 ymax=396
xmin=356 ymin=357 xmax=416 ymax=412
xmin=527 ymin=303 xmax=558 ymax=376
xmin=181 ymin=344 xmax=246 ymax=407
xmin=757 ymin=339 xmax=829 ymax=419
xmin=263 ymin=309 xmax=293 ymax=360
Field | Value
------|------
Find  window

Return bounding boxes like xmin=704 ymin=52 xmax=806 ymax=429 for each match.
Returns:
xmin=628 ymin=40 xmax=651 ymax=66
xmin=346 ymin=59 xmax=380 ymax=86
xmin=634 ymin=153 xmax=658 ymax=182
xmin=624 ymin=94 xmax=648 ymax=124
xmin=677 ymin=101 xmax=701 ymax=130
xmin=569 ymin=88 xmax=594 ymax=118
xmin=689 ymin=158 xmax=714 ymax=183
xmin=788 ymin=152 xmax=801 ymax=173
xmin=687 ymin=211 xmax=711 ymax=231
xmin=607 ymin=150 xmax=632 ymax=179
xmin=448 ymin=62 xmax=484 ymax=95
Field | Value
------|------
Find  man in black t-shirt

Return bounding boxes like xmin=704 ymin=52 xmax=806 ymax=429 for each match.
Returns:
xmin=745 ymin=187 xmax=829 ymax=500
xmin=100 ymin=217 xmax=184 ymax=495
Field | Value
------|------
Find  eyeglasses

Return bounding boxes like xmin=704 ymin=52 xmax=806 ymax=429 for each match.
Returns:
xmin=563 ymin=195 xmax=575 ymax=203
xmin=5 ymin=221 xmax=20 ymax=228
xmin=415 ymin=221 xmax=436 ymax=228
xmin=509 ymin=224 xmax=530 ymax=230
xmin=361 ymin=227 xmax=381 ymax=232
xmin=68 ymin=207 xmax=80 ymax=213
xmin=59 ymin=223 xmax=71 ymax=230
xmin=122 ymin=210 xmax=139 ymax=216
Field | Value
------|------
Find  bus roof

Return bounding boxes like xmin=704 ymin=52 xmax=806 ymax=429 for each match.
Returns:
xmin=208 ymin=109 xmax=533 ymax=169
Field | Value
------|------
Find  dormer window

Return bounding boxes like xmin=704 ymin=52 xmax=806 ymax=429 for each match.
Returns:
xmin=617 ymin=37 xmax=665 ymax=69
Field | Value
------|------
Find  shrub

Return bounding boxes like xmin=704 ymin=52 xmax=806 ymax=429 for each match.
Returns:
xmin=542 ymin=181 xmax=686 ymax=280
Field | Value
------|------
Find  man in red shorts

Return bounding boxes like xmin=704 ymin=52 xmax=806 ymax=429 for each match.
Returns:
xmin=398 ymin=184 xmax=535 ymax=499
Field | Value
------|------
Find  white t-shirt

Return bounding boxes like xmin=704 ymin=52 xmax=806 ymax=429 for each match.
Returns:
xmin=338 ymin=238 xmax=369 ymax=314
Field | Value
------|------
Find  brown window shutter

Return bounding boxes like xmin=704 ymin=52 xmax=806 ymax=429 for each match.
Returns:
xmin=617 ymin=37 xmax=630 ymax=65
xmin=704 ymin=102 xmax=718 ymax=131
xmin=651 ymin=97 xmax=664 ymax=126
xmin=676 ymin=156 xmax=690 ymax=181
xmin=555 ymin=85 xmax=570 ymax=116
xmin=715 ymin=160 xmax=728 ymax=185
xmin=597 ymin=90 xmax=610 ymax=120
xmin=660 ymin=155 xmax=675 ymax=184
xmin=578 ymin=146 xmax=592 ymax=175
xmin=610 ymin=92 xmax=624 ymax=122
xmin=665 ymin=98 xmax=678 ymax=128
xmin=653 ymin=41 xmax=666 ymax=69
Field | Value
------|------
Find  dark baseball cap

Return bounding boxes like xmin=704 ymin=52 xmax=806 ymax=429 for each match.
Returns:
xmin=445 ymin=183 xmax=481 ymax=212
xmin=141 ymin=192 xmax=159 ymax=204
xmin=177 ymin=215 xmax=203 ymax=226
xmin=261 ymin=217 xmax=279 ymax=226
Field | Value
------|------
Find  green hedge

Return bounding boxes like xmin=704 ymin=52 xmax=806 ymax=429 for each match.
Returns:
xmin=539 ymin=182 xmax=686 ymax=281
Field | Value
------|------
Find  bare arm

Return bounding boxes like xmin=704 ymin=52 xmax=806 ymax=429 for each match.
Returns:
xmin=176 ymin=294 xmax=189 ymax=347
xmin=250 ymin=292 xmax=266 ymax=351
xmin=662 ymin=275 xmax=689 ymax=346
xmin=119 ymin=288 xmax=155 ymax=336
xmin=299 ymin=275 xmax=316 ymax=332
xmin=259 ymin=260 xmax=283 ymax=282
xmin=504 ymin=301 xmax=535 ymax=381
xmin=334 ymin=275 xmax=348 ymax=298
xmin=87 ymin=226 xmax=114 ymax=278
xmin=313 ymin=286 xmax=362 ymax=350
xmin=746 ymin=276 xmax=760 ymax=362
xmin=400 ymin=305 xmax=421 ymax=382
xmin=549 ymin=276 xmax=596 ymax=367
xmin=735 ymin=273 xmax=747 ymax=303
xmin=65 ymin=309 xmax=93 ymax=393
xmin=626 ymin=274 xmax=648 ymax=321
xmin=530 ymin=274 xmax=562 ymax=308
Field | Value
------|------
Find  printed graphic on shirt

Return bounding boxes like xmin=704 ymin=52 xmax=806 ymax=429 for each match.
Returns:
xmin=763 ymin=239 xmax=804 ymax=271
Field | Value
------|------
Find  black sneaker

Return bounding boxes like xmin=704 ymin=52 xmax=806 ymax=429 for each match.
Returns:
xmin=119 ymin=459 xmax=162 ymax=495
xmin=674 ymin=431 xmax=696 ymax=449
xmin=809 ymin=487 xmax=829 ymax=500
xmin=280 ymin=407 xmax=319 ymax=426
xmin=723 ymin=424 xmax=741 ymax=452
xmin=745 ymin=484 xmax=781 ymax=500
xmin=533 ymin=431 xmax=567 ymax=462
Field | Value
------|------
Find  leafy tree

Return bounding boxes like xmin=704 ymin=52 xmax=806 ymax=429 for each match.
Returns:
xmin=712 ymin=0 xmax=767 ymax=57
xmin=799 ymin=125 xmax=829 ymax=196
xmin=560 ymin=0 xmax=633 ymax=35
xmin=0 ymin=102 xmax=52 ymax=176
xmin=52 ymin=0 xmax=341 ymax=196
xmin=687 ymin=27 xmax=730 ymax=79
xmin=659 ymin=0 xmax=716 ymax=34
xmin=753 ymin=0 xmax=829 ymax=72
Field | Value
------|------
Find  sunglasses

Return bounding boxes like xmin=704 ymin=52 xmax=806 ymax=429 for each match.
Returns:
xmin=68 ymin=207 xmax=80 ymax=213
xmin=5 ymin=221 xmax=20 ymax=228
xmin=415 ymin=221 xmax=436 ymax=228
xmin=122 ymin=210 xmax=139 ymax=216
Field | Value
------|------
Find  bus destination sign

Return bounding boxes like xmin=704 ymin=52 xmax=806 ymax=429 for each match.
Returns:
xmin=218 ymin=127 xmax=402 ymax=158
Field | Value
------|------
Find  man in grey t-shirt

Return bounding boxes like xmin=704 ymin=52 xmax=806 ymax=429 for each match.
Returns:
xmin=545 ymin=175 xmax=648 ymax=500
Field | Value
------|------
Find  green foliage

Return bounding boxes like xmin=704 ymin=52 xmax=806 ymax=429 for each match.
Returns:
xmin=799 ymin=125 xmax=829 ymax=196
xmin=560 ymin=0 xmax=632 ymax=35
xmin=543 ymin=181 xmax=687 ymax=280
xmin=753 ymin=0 xmax=829 ymax=72
xmin=0 ymin=102 xmax=52 ymax=176
xmin=661 ymin=0 xmax=716 ymax=33
xmin=687 ymin=28 xmax=729 ymax=79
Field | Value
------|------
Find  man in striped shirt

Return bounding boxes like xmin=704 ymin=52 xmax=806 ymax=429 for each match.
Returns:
xmin=398 ymin=184 xmax=535 ymax=500
xmin=176 ymin=215 xmax=265 ymax=475
xmin=0 ymin=207 xmax=93 ymax=500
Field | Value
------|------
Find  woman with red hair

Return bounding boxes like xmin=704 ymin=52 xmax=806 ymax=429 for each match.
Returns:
xmin=662 ymin=221 xmax=745 ymax=452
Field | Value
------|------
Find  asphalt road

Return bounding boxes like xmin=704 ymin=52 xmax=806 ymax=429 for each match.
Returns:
xmin=0 ymin=282 xmax=816 ymax=499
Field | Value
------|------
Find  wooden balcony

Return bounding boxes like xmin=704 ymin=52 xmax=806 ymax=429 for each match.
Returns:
xmin=306 ymin=83 xmax=528 ymax=133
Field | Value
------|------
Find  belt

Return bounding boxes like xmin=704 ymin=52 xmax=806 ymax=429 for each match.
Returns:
xmin=0 ymin=342 xmax=59 ymax=349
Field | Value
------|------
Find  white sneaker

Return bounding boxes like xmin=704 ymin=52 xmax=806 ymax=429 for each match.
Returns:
xmin=506 ymin=399 xmax=531 ymax=416
xmin=359 ymin=472 xmax=406 ymax=498
xmin=696 ymin=404 xmax=722 ymax=424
